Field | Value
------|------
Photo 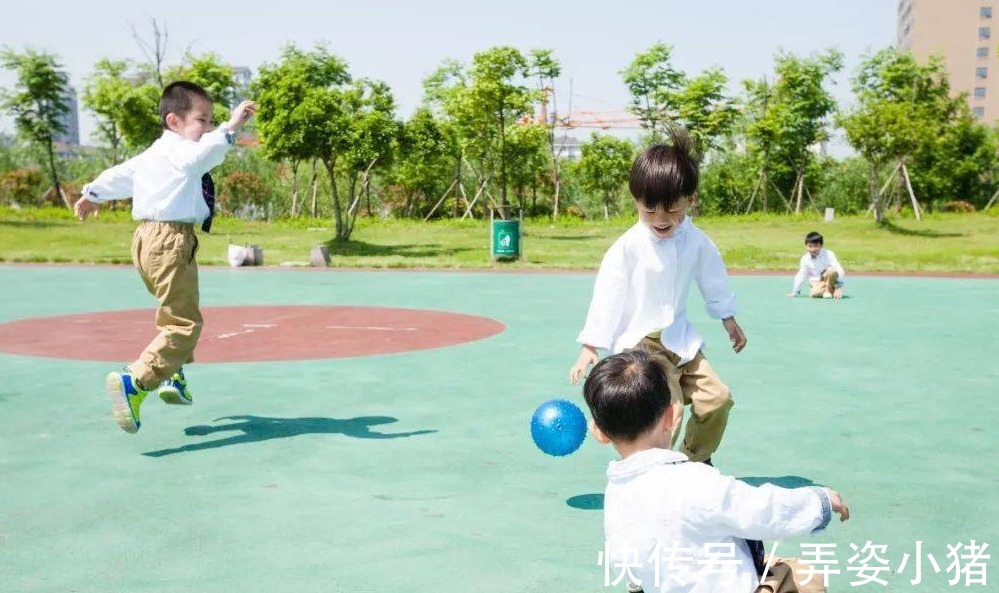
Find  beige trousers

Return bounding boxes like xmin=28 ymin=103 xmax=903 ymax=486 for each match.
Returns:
xmin=631 ymin=335 xmax=734 ymax=462
xmin=808 ymin=268 xmax=839 ymax=298
xmin=128 ymin=222 xmax=202 ymax=389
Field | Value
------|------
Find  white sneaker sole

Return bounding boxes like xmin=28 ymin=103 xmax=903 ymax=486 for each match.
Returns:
xmin=159 ymin=386 xmax=193 ymax=406
xmin=106 ymin=372 xmax=139 ymax=434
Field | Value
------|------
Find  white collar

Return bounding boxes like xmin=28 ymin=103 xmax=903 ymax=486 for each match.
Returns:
xmin=607 ymin=447 xmax=689 ymax=480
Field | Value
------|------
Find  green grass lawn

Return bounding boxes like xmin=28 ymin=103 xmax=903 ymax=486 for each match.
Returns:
xmin=1 ymin=206 xmax=997 ymax=273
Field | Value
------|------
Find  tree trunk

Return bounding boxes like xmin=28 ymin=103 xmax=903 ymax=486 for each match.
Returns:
xmin=499 ymin=111 xmax=508 ymax=209
xmin=794 ymin=169 xmax=804 ymax=214
xmin=44 ymin=140 xmax=69 ymax=209
xmin=325 ymin=158 xmax=344 ymax=241
xmin=290 ymin=160 xmax=300 ymax=217
xmin=870 ymin=164 xmax=885 ymax=224
xmin=310 ymin=159 xmax=319 ymax=218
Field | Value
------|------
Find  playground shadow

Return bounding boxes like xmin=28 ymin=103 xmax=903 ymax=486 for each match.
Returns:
xmin=879 ymin=220 xmax=962 ymax=238
xmin=143 ymin=415 xmax=437 ymax=457
xmin=565 ymin=475 xmax=819 ymax=511
xmin=737 ymin=475 xmax=819 ymax=489
xmin=566 ymin=493 xmax=604 ymax=510
xmin=324 ymin=239 xmax=473 ymax=259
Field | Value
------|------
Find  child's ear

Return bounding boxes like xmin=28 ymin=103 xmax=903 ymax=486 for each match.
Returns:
xmin=164 ymin=112 xmax=180 ymax=131
xmin=590 ymin=419 xmax=611 ymax=444
xmin=662 ymin=403 xmax=681 ymax=434
xmin=689 ymin=192 xmax=699 ymax=207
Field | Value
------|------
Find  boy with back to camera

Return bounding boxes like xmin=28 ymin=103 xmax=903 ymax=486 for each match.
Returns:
xmin=584 ymin=350 xmax=850 ymax=593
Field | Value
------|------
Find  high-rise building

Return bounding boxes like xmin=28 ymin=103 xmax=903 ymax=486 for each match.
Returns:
xmin=898 ymin=0 xmax=998 ymax=121
xmin=54 ymin=84 xmax=80 ymax=145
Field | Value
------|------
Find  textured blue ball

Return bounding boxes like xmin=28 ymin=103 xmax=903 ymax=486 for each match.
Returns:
xmin=531 ymin=398 xmax=587 ymax=456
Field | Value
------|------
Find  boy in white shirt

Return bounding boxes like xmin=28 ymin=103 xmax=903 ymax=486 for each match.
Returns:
xmin=74 ymin=81 xmax=255 ymax=434
xmin=570 ymin=130 xmax=745 ymax=464
xmin=788 ymin=232 xmax=844 ymax=299
xmin=584 ymin=350 xmax=850 ymax=593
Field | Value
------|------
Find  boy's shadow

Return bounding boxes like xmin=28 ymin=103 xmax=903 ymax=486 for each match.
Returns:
xmin=565 ymin=476 xmax=818 ymax=511
xmin=143 ymin=415 xmax=437 ymax=457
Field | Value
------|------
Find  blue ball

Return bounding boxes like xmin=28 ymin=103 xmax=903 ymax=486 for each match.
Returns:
xmin=531 ymin=398 xmax=587 ymax=457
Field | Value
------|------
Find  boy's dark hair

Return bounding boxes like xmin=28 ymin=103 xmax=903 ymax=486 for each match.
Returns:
xmin=160 ymin=81 xmax=213 ymax=128
xmin=629 ymin=126 xmax=699 ymax=210
xmin=583 ymin=350 xmax=672 ymax=442
xmin=805 ymin=231 xmax=824 ymax=245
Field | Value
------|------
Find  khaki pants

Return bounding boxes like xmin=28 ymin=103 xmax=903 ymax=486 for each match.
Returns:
xmin=632 ymin=335 xmax=733 ymax=462
xmin=755 ymin=558 xmax=827 ymax=593
xmin=808 ymin=268 xmax=839 ymax=298
xmin=129 ymin=222 xmax=202 ymax=389
xmin=755 ymin=562 xmax=797 ymax=593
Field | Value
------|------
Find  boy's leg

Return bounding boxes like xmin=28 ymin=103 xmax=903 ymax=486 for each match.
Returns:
xmin=822 ymin=267 xmax=839 ymax=295
xmin=678 ymin=352 xmax=733 ymax=462
xmin=633 ymin=336 xmax=685 ymax=448
xmin=129 ymin=222 xmax=203 ymax=389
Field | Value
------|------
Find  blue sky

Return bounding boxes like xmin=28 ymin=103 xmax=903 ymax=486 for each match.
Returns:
xmin=0 ymin=0 xmax=896 ymax=148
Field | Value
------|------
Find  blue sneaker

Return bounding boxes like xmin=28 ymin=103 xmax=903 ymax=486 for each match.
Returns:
xmin=105 ymin=371 xmax=150 ymax=434
xmin=159 ymin=368 xmax=194 ymax=406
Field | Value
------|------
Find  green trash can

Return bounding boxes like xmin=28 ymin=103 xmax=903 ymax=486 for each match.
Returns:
xmin=490 ymin=211 xmax=521 ymax=260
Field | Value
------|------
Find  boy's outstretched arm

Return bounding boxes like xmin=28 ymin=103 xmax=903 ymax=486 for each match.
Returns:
xmin=697 ymin=472 xmax=850 ymax=542
xmin=75 ymin=157 xmax=139 ymax=220
xmin=169 ymin=100 xmax=257 ymax=174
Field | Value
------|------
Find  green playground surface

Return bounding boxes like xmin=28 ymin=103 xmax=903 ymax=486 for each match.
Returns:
xmin=0 ymin=265 xmax=996 ymax=592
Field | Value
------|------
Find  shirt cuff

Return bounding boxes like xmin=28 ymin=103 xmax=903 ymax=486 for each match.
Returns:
xmin=704 ymin=294 xmax=737 ymax=320
xmin=219 ymin=125 xmax=236 ymax=145
xmin=809 ymin=487 xmax=833 ymax=534
xmin=81 ymin=184 xmax=102 ymax=204
xmin=576 ymin=330 xmax=610 ymax=351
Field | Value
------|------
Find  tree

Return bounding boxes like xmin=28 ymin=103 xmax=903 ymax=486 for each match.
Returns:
xmin=621 ymin=43 xmax=736 ymax=152
xmin=392 ymin=108 xmax=460 ymax=218
xmin=840 ymin=49 xmax=960 ymax=222
xmin=621 ymin=43 xmax=684 ymax=140
xmin=744 ymin=50 xmax=843 ymax=213
xmin=167 ymin=52 xmax=237 ymax=125
xmin=340 ymin=79 xmax=399 ymax=219
xmin=426 ymin=47 xmax=536 ymax=214
xmin=528 ymin=49 xmax=566 ymax=218
xmin=576 ymin=134 xmax=635 ymax=219
xmin=253 ymin=45 xmax=396 ymax=240
xmin=253 ymin=45 xmax=349 ymax=217
xmin=0 ymin=48 xmax=72 ymax=208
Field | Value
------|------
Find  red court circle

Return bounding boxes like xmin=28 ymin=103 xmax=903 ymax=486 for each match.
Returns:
xmin=0 ymin=306 xmax=505 ymax=362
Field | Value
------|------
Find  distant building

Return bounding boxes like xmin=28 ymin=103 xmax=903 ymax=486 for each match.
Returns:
xmin=53 ymin=84 xmax=80 ymax=146
xmin=232 ymin=66 xmax=252 ymax=102
xmin=898 ymin=0 xmax=999 ymax=121
xmin=553 ymin=134 xmax=582 ymax=161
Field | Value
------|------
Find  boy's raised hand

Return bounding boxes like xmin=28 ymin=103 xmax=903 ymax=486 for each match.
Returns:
xmin=226 ymin=100 xmax=256 ymax=132
xmin=722 ymin=317 xmax=747 ymax=353
xmin=569 ymin=345 xmax=600 ymax=385
xmin=824 ymin=488 xmax=850 ymax=522
xmin=74 ymin=196 xmax=100 ymax=221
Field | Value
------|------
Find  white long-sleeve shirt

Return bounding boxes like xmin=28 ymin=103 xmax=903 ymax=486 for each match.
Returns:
xmin=577 ymin=217 xmax=737 ymax=364
xmin=603 ymin=448 xmax=832 ymax=593
xmin=791 ymin=248 xmax=845 ymax=295
xmin=82 ymin=128 xmax=234 ymax=222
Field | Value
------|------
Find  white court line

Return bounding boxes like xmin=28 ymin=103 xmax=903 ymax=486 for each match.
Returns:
xmin=325 ymin=325 xmax=417 ymax=332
